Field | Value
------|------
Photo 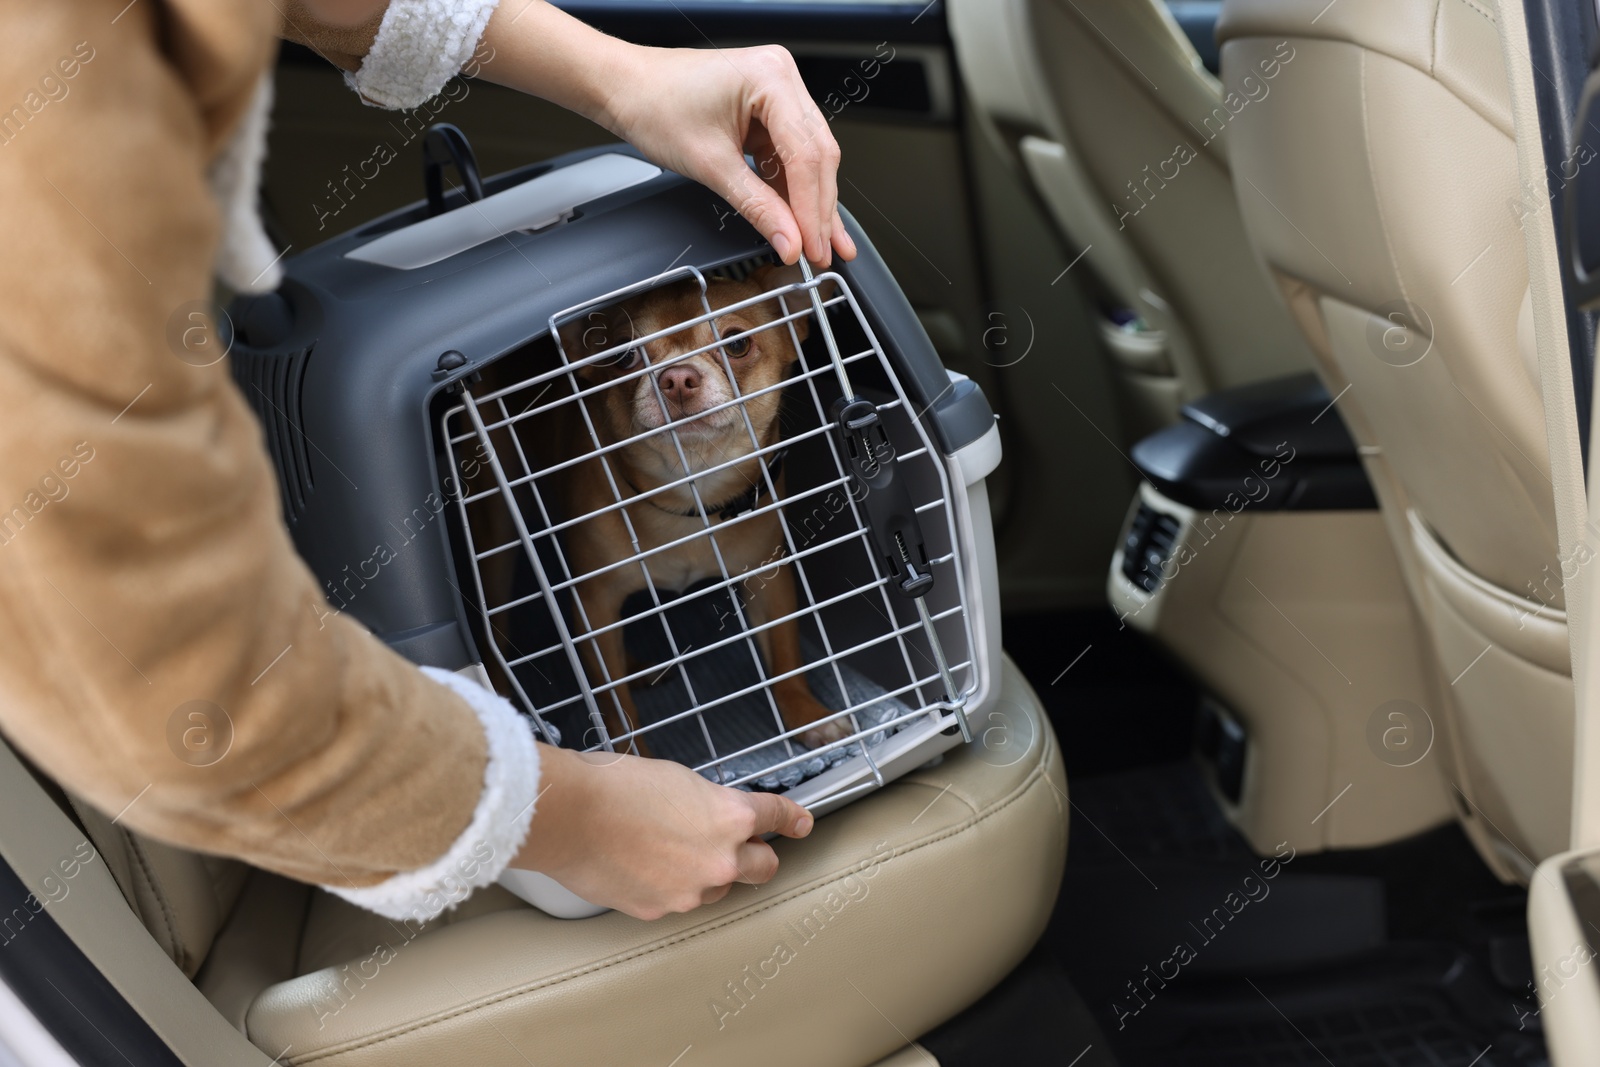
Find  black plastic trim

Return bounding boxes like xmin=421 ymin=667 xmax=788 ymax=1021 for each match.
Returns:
xmin=1130 ymin=373 xmax=1376 ymax=512
xmin=1181 ymin=371 xmax=1362 ymax=462
xmin=552 ymin=2 xmax=950 ymax=46
xmin=792 ymin=51 xmax=935 ymax=118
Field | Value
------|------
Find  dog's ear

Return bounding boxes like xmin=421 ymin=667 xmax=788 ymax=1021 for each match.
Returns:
xmin=751 ymin=260 xmax=803 ymax=294
xmin=750 ymin=261 xmax=839 ymax=347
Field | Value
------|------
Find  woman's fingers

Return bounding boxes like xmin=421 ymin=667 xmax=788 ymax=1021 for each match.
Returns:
xmin=708 ymin=156 xmax=802 ymax=263
xmin=817 ymin=157 xmax=839 ymax=264
xmin=831 ymin=207 xmax=856 ymax=261
xmin=746 ymin=790 xmax=814 ymax=840
xmin=512 ymin=749 xmax=818 ymax=920
xmin=754 ymin=60 xmax=837 ymax=264
xmin=733 ymin=838 xmax=782 ymax=885
xmin=734 ymin=46 xmax=842 ymax=266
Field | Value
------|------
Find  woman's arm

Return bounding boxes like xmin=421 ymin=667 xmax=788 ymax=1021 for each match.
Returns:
xmin=474 ymin=2 xmax=855 ymax=267
xmin=296 ymin=0 xmax=390 ymax=25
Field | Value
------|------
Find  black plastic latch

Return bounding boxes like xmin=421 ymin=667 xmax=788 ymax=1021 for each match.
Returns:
xmin=831 ymin=396 xmax=934 ymax=599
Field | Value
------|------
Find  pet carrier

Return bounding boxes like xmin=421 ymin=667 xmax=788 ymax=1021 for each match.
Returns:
xmin=228 ymin=136 xmax=1003 ymax=917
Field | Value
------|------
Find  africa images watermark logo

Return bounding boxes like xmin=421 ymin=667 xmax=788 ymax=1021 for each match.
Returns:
xmin=166 ymin=300 xmax=234 ymax=367
xmin=166 ymin=700 xmax=234 ymax=768
xmin=1364 ymin=699 xmax=1434 ymax=768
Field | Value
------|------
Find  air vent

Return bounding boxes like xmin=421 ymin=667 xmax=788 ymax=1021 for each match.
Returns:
xmin=231 ymin=345 xmax=316 ymax=524
xmin=1120 ymin=502 xmax=1183 ymax=594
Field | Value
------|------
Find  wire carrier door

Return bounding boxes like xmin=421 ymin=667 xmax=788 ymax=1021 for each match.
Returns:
xmin=440 ymin=262 xmax=982 ymax=911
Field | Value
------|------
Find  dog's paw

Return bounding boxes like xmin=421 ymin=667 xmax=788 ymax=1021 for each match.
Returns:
xmin=799 ymin=715 xmax=855 ymax=749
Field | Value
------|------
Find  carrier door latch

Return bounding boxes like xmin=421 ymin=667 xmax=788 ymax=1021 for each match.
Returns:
xmin=831 ymin=396 xmax=934 ymax=599
xmin=831 ymin=395 xmax=968 ymax=741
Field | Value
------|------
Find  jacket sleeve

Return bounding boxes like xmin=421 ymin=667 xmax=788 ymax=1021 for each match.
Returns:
xmin=0 ymin=0 xmax=536 ymax=922
xmin=281 ymin=0 xmax=503 ymax=108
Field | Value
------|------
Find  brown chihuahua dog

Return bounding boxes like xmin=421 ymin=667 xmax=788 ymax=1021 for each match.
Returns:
xmin=553 ymin=263 xmax=847 ymax=756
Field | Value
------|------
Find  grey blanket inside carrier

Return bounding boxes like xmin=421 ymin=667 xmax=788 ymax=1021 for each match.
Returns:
xmin=618 ymin=587 xmax=914 ymax=791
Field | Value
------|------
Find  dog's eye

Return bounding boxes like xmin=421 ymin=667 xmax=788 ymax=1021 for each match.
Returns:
xmin=598 ymin=346 xmax=641 ymax=371
xmin=722 ymin=334 xmax=752 ymax=359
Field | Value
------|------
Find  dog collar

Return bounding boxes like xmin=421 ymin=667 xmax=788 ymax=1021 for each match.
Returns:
xmin=627 ymin=449 xmax=787 ymax=522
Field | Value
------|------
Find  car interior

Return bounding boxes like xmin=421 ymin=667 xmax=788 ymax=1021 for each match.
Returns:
xmin=9 ymin=0 xmax=1600 ymax=1064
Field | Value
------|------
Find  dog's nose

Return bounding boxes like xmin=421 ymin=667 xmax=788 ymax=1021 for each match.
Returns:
xmin=658 ymin=365 xmax=702 ymax=402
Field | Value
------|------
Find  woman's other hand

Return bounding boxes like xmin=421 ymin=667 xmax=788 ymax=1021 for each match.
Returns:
xmin=512 ymin=745 xmax=814 ymax=920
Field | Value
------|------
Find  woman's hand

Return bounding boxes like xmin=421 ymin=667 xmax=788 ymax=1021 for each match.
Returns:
xmin=596 ymin=45 xmax=857 ymax=268
xmin=513 ymin=745 xmax=814 ymax=920
xmin=479 ymin=2 xmax=856 ymax=267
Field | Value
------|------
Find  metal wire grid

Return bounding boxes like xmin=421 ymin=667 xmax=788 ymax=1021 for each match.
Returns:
xmin=439 ymin=265 xmax=976 ymax=792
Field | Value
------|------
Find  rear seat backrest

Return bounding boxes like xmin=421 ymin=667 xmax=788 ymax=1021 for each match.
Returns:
xmin=65 ymin=793 xmax=247 ymax=978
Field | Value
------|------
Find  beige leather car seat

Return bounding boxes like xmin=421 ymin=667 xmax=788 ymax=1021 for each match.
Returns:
xmin=948 ymin=0 xmax=1313 ymax=438
xmin=1217 ymin=0 xmax=1573 ymax=873
xmin=24 ymin=656 xmax=1065 ymax=1067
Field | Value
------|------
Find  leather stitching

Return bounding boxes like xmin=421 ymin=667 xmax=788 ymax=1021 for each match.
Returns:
xmin=1453 ymin=0 xmax=1496 ymax=27
xmin=127 ymin=835 xmax=187 ymax=974
xmin=277 ymin=731 xmax=1061 ymax=1064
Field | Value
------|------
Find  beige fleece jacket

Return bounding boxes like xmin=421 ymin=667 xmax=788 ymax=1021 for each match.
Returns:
xmin=0 ymin=0 xmax=527 ymax=905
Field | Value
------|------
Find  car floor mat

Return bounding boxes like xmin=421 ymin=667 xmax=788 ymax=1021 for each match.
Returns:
xmin=1051 ymin=760 xmax=1547 ymax=1067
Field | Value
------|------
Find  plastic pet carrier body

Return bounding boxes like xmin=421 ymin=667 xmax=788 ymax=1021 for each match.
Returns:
xmin=229 ymin=142 xmax=1004 ymax=917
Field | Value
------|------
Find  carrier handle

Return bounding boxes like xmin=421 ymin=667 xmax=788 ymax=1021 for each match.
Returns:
xmin=422 ymin=123 xmax=485 ymax=217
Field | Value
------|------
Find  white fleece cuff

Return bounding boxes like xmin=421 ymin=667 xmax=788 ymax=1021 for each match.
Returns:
xmin=324 ymin=666 xmax=541 ymax=922
xmin=344 ymin=0 xmax=502 ymax=110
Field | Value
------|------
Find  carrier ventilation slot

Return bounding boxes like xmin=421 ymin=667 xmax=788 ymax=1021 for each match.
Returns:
xmin=231 ymin=346 xmax=316 ymax=524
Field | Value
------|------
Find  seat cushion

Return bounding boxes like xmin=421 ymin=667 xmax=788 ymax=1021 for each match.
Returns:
xmin=244 ymin=655 xmax=1067 ymax=1067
